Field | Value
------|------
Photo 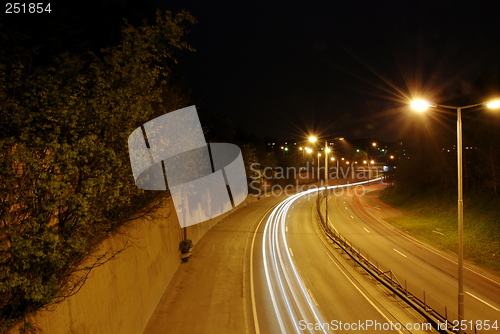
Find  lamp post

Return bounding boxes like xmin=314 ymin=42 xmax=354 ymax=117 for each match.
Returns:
xmin=305 ymin=147 xmax=313 ymax=178
xmin=410 ymin=99 xmax=500 ymax=334
xmin=309 ymin=137 xmax=319 ymax=181
xmin=310 ymin=136 xmax=331 ymax=228
xmin=324 ymin=143 xmax=331 ymax=229
xmin=317 ymin=153 xmax=321 ymax=182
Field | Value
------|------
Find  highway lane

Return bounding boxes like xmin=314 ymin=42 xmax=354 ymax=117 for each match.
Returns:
xmin=145 ymin=180 xmax=448 ymax=334
xmin=324 ymin=182 xmax=500 ymax=333
xmin=251 ymin=182 xmax=435 ymax=333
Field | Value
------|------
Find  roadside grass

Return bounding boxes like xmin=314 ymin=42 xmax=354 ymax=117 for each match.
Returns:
xmin=380 ymin=187 xmax=500 ymax=274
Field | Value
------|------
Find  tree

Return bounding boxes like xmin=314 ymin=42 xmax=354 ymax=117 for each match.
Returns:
xmin=0 ymin=9 xmax=194 ymax=331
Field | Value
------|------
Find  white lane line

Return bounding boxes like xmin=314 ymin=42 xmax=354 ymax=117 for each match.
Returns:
xmin=249 ymin=206 xmax=276 ymax=334
xmin=325 ymin=252 xmax=404 ymax=334
xmin=307 ymin=289 xmax=319 ymax=307
xmin=350 ymin=215 xmax=355 ymax=219
xmin=363 ymin=228 xmax=370 ymax=233
xmin=393 ymin=249 xmax=407 ymax=258
xmin=432 ymin=230 xmax=444 ymax=235
xmin=466 ymin=292 xmax=500 ymax=311
xmin=289 ymin=247 xmax=294 ymax=257
xmin=286 ymin=226 xmax=288 ymax=232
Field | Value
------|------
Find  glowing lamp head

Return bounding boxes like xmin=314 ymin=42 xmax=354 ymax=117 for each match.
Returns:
xmin=411 ymin=99 xmax=431 ymax=112
xmin=487 ymin=100 xmax=500 ymax=109
xmin=309 ymin=136 xmax=317 ymax=143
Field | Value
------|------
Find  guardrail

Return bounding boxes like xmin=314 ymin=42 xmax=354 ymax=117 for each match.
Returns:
xmin=314 ymin=186 xmax=483 ymax=334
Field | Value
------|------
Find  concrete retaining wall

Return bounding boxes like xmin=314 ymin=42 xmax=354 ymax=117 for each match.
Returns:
xmin=8 ymin=196 xmax=246 ymax=334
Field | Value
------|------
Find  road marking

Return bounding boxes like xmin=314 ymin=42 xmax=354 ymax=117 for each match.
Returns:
xmin=466 ymin=292 xmax=500 ymax=311
xmin=249 ymin=205 xmax=277 ymax=334
xmin=363 ymin=228 xmax=370 ymax=233
xmin=345 ymin=206 xmax=348 ymax=210
xmin=432 ymin=230 xmax=444 ymax=235
xmin=308 ymin=289 xmax=319 ymax=306
xmin=289 ymin=247 xmax=294 ymax=257
xmin=324 ymin=252 xmax=404 ymax=334
xmin=393 ymin=249 xmax=407 ymax=258
xmin=286 ymin=226 xmax=288 ymax=232
xmin=360 ymin=197 xmax=500 ymax=287
xmin=350 ymin=215 xmax=355 ymax=219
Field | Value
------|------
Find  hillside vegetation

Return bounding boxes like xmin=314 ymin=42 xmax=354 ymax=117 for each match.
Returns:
xmin=380 ymin=187 xmax=500 ymax=274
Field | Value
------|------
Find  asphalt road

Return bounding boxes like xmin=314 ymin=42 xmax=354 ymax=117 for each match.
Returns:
xmin=323 ymin=182 xmax=500 ymax=333
xmin=144 ymin=181 xmax=442 ymax=333
xmin=252 ymin=182 xmax=439 ymax=334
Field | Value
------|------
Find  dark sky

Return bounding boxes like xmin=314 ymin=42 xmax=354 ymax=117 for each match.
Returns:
xmin=160 ymin=1 xmax=500 ymax=141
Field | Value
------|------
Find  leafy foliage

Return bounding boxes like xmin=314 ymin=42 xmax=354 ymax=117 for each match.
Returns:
xmin=0 ymin=9 xmax=194 ymax=331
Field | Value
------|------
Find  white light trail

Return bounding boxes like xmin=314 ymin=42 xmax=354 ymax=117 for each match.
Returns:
xmin=261 ymin=179 xmax=381 ymax=333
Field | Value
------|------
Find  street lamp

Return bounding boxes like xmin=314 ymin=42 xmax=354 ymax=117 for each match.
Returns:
xmin=410 ymin=98 xmax=500 ymax=333
xmin=310 ymin=136 xmax=331 ymax=228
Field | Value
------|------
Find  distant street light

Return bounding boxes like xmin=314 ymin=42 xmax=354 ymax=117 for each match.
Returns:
xmin=410 ymin=98 xmax=500 ymax=334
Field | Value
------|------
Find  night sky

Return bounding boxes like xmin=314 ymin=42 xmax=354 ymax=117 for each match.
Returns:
xmin=158 ymin=0 xmax=500 ymax=141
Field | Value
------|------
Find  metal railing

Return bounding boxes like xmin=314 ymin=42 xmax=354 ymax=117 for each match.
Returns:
xmin=315 ymin=191 xmax=489 ymax=334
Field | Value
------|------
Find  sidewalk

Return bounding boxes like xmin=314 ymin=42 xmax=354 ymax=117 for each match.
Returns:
xmin=142 ymin=194 xmax=285 ymax=334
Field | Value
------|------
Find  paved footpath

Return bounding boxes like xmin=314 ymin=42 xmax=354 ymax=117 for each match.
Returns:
xmin=143 ymin=194 xmax=285 ymax=334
